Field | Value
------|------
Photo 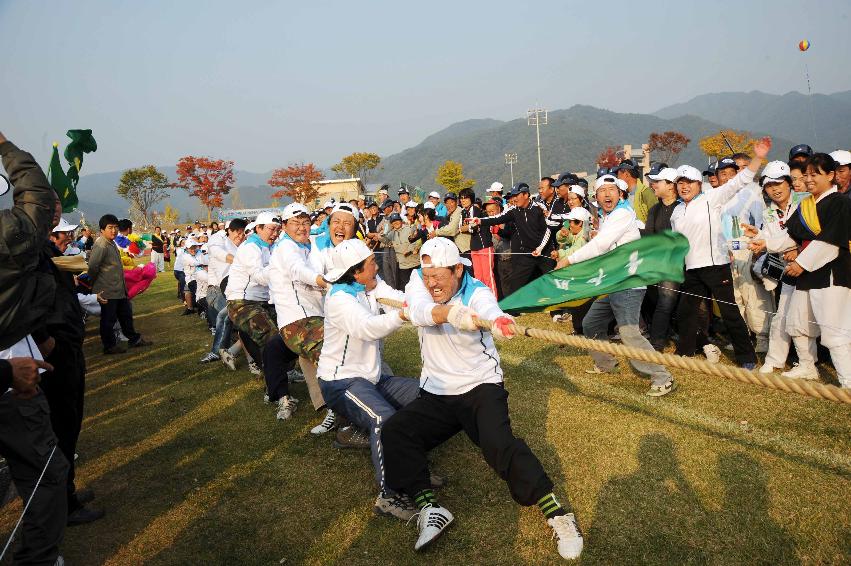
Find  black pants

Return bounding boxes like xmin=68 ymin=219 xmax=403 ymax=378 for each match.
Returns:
xmin=567 ymin=298 xmax=594 ymax=336
xmin=263 ymin=333 xmax=298 ymax=402
xmin=40 ymin=339 xmax=86 ymax=511
xmin=505 ymin=254 xmax=555 ymax=297
xmin=494 ymin=258 xmax=512 ymax=300
xmin=676 ymin=264 xmax=756 ymax=364
xmin=382 ymin=384 xmax=554 ymax=506
xmin=100 ymin=298 xmax=141 ymax=350
xmin=398 ymin=267 xmax=414 ymax=290
xmin=174 ymin=270 xmax=185 ymax=299
xmin=0 ymin=392 xmax=69 ymax=565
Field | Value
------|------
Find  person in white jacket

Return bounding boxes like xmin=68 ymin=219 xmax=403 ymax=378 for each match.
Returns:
xmin=267 ymin=203 xmax=329 ymax=426
xmin=555 ymin=175 xmax=676 ymax=396
xmin=381 ymin=238 xmax=583 ymax=560
xmin=669 ymin=137 xmax=772 ymax=369
xmin=316 ymin=239 xmax=420 ymax=521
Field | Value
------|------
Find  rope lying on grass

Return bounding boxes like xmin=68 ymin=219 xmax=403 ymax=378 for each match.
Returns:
xmin=377 ymin=298 xmax=851 ymax=406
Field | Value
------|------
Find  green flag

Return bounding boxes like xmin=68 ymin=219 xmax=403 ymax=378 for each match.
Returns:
xmin=64 ymin=129 xmax=97 ymax=187
xmin=48 ymin=143 xmax=76 ymax=212
xmin=498 ymin=231 xmax=691 ymax=314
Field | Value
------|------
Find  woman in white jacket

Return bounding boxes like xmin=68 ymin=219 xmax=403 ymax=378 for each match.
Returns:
xmin=316 ymin=239 xmax=421 ymax=522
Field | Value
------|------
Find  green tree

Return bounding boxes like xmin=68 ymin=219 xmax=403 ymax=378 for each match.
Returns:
xmin=331 ymin=152 xmax=381 ymax=181
xmin=116 ymin=165 xmax=170 ymax=228
xmin=435 ymin=160 xmax=475 ymax=192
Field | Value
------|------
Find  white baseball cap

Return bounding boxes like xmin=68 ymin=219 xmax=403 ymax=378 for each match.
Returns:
xmin=675 ymin=165 xmax=703 ymax=182
xmin=565 ymin=207 xmax=592 ymax=222
xmin=647 ymin=167 xmax=679 ymax=183
xmin=568 ymin=185 xmax=586 ymax=198
xmin=405 ymin=201 xmax=418 ymax=209
xmin=420 ymin=237 xmax=471 ymax=268
xmin=423 ymin=201 xmax=436 ymax=210
xmin=829 ymin=149 xmax=851 ymax=166
xmin=52 ymin=217 xmax=78 ymax=232
xmin=428 ymin=191 xmax=441 ymax=199
xmin=322 ymin=200 xmax=335 ymax=209
xmin=184 ymin=238 xmax=200 ymax=248
xmin=281 ymin=203 xmax=309 ymax=221
xmin=760 ymin=161 xmax=791 ymax=186
xmin=255 ymin=211 xmax=282 ymax=226
xmin=594 ymin=175 xmax=618 ymax=191
xmin=488 ymin=182 xmax=504 ymax=193
xmin=330 ymin=202 xmax=358 ymax=218
xmin=324 ymin=239 xmax=373 ymax=283
xmin=245 ymin=222 xmax=257 ymax=233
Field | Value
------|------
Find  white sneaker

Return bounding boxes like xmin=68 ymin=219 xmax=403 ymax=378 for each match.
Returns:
xmin=219 ymin=349 xmax=236 ymax=371
xmin=781 ymin=363 xmax=819 ymax=381
xmin=759 ymin=363 xmax=779 ymax=374
xmin=646 ymin=378 xmax=677 ymax=397
xmin=551 ymin=314 xmax=563 ymax=323
xmin=288 ymin=367 xmax=305 ymax=383
xmin=703 ymin=344 xmax=721 ymax=364
xmin=414 ymin=504 xmax=453 ymax=551
xmin=276 ymin=395 xmax=299 ymax=420
xmin=310 ymin=410 xmax=336 ymax=435
xmin=755 ymin=336 xmax=770 ymax=353
xmin=548 ymin=513 xmax=584 ymax=560
xmin=374 ymin=492 xmax=417 ymax=521
xmin=247 ymin=361 xmax=262 ymax=376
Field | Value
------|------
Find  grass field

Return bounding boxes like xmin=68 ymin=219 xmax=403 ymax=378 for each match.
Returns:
xmin=2 ymin=271 xmax=850 ymax=565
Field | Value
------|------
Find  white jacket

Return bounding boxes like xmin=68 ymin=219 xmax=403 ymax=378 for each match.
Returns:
xmin=207 ymin=231 xmax=239 ymax=287
xmin=671 ymin=168 xmax=756 ymax=270
xmin=317 ymin=279 xmax=405 ymax=383
xmin=268 ymin=236 xmax=325 ymax=328
xmin=567 ymin=201 xmax=640 ymax=265
xmin=224 ymin=235 xmax=273 ymax=302
xmin=406 ymin=270 xmax=505 ymax=395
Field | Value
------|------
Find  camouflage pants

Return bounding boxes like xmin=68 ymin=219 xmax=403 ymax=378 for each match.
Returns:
xmin=227 ymin=300 xmax=278 ymax=351
xmin=280 ymin=316 xmax=324 ymax=365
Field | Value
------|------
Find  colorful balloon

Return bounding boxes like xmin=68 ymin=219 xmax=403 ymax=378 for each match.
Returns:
xmin=799 ymin=40 xmax=810 ymax=52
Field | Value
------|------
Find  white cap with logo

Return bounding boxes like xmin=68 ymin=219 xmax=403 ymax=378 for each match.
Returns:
xmin=52 ymin=218 xmax=79 ymax=233
xmin=324 ymin=239 xmax=373 ymax=282
xmin=829 ymin=149 xmax=851 ymax=166
xmin=280 ymin=203 xmax=309 ymax=221
xmin=423 ymin=201 xmax=436 ymax=210
xmin=760 ymin=161 xmax=791 ymax=186
xmin=594 ymin=175 xmax=619 ymax=190
xmin=255 ymin=211 xmax=282 ymax=226
xmin=675 ymin=165 xmax=703 ymax=182
xmin=488 ymin=182 xmax=504 ymax=193
xmin=568 ymin=185 xmax=586 ymax=198
xmin=428 ymin=191 xmax=441 ymax=199
xmin=565 ymin=207 xmax=592 ymax=222
xmin=647 ymin=167 xmax=679 ymax=183
xmin=419 ymin=237 xmax=472 ymax=268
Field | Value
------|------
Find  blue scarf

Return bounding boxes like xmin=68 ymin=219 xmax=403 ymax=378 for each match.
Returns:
xmin=330 ymin=281 xmax=366 ymax=297
xmin=247 ymin=233 xmax=271 ymax=248
xmin=281 ymin=232 xmax=311 ymax=250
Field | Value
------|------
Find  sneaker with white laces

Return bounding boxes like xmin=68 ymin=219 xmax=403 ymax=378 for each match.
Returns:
xmin=781 ymin=363 xmax=819 ymax=380
xmin=374 ymin=492 xmax=417 ymax=521
xmin=247 ymin=361 xmax=262 ymax=376
xmin=199 ymin=352 xmax=220 ymax=363
xmin=703 ymin=344 xmax=722 ymax=364
xmin=548 ymin=513 xmax=583 ymax=560
xmin=219 ymin=349 xmax=236 ymax=371
xmin=311 ymin=410 xmax=336 ymax=435
xmin=759 ymin=363 xmax=779 ymax=374
xmin=333 ymin=425 xmax=370 ymax=449
xmin=276 ymin=396 xmax=299 ymax=420
xmin=646 ymin=378 xmax=677 ymax=397
xmin=414 ymin=504 xmax=454 ymax=551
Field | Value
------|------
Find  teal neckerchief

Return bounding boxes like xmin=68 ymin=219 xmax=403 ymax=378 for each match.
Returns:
xmin=598 ymin=198 xmax=634 ymax=219
xmin=330 ymin=281 xmax=366 ymax=297
xmin=282 ymin=232 xmax=311 ymax=250
xmin=247 ymin=233 xmax=271 ymax=249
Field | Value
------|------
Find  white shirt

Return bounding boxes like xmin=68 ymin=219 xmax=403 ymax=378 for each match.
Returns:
xmin=207 ymin=231 xmax=239 ymax=287
xmin=268 ymin=236 xmax=325 ymax=328
xmin=173 ymin=248 xmax=185 ymax=272
xmin=567 ymin=201 xmax=640 ymax=265
xmin=317 ymin=279 xmax=405 ymax=383
xmin=183 ymin=252 xmax=199 ymax=284
xmin=671 ymin=168 xmax=756 ymax=270
xmin=406 ymin=270 xmax=505 ymax=395
xmin=225 ymin=235 xmax=274 ymax=302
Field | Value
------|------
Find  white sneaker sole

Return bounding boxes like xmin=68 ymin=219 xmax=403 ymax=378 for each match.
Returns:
xmin=415 ymin=517 xmax=453 ymax=551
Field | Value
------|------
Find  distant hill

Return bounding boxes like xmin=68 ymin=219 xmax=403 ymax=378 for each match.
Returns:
xmin=375 ymin=105 xmax=796 ymax=194
xmin=654 ymin=90 xmax=851 ymax=152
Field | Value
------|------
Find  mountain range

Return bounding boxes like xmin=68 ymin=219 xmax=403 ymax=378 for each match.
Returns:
xmin=3 ymin=89 xmax=849 ymax=221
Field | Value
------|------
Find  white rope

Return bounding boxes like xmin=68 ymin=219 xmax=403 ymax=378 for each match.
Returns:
xmin=0 ymin=445 xmax=57 ymax=562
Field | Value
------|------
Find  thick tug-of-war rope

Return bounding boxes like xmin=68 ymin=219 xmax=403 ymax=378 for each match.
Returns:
xmin=377 ymin=298 xmax=851 ymax=406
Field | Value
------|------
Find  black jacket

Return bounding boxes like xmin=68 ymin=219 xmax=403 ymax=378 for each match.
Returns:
xmin=0 ymin=141 xmax=58 ymax=350
xmin=462 ymin=205 xmax=493 ymax=251
xmin=42 ymin=241 xmax=86 ymax=346
xmin=478 ymin=203 xmax=553 ymax=253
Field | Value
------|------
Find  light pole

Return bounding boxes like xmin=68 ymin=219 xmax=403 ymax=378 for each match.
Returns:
xmin=504 ymin=153 xmax=517 ymax=187
xmin=527 ymin=105 xmax=547 ymax=181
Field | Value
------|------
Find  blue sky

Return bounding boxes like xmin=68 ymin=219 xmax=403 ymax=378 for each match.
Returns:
xmin=2 ymin=0 xmax=849 ymax=173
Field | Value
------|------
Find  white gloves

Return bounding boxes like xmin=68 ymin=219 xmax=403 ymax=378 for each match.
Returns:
xmin=491 ymin=315 xmax=516 ymax=340
xmin=447 ymin=304 xmax=480 ymax=331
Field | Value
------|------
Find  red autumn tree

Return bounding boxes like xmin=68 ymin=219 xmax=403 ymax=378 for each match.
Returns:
xmin=647 ymin=131 xmax=691 ymax=165
xmin=268 ymin=162 xmax=324 ymax=204
xmin=173 ymin=156 xmax=235 ymax=222
xmin=596 ymin=146 xmax=620 ymax=169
